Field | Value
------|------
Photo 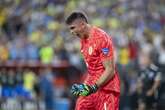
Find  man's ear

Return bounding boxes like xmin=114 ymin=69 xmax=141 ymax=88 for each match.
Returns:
xmin=80 ymin=21 xmax=86 ymax=28
xmin=78 ymin=19 xmax=84 ymax=25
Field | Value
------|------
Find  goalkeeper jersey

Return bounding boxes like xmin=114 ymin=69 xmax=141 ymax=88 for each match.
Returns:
xmin=80 ymin=26 xmax=120 ymax=93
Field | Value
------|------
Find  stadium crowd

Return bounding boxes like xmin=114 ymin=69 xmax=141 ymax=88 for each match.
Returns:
xmin=0 ymin=0 xmax=164 ymax=110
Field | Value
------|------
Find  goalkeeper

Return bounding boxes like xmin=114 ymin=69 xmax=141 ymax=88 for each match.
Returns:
xmin=66 ymin=11 xmax=120 ymax=110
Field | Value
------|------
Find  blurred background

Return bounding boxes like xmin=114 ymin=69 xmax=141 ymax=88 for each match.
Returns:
xmin=0 ymin=0 xmax=164 ymax=110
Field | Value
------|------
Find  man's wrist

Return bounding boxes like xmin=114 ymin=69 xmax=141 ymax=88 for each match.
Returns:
xmin=91 ymin=83 xmax=98 ymax=93
xmin=95 ymin=82 xmax=100 ymax=88
xmin=94 ymin=83 xmax=99 ymax=89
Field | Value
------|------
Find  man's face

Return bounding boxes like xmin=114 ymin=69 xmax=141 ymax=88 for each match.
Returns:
xmin=68 ymin=20 xmax=85 ymax=38
xmin=139 ymin=52 xmax=151 ymax=68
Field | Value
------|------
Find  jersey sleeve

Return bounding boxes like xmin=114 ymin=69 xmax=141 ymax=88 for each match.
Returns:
xmin=97 ymin=33 xmax=114 ymax=62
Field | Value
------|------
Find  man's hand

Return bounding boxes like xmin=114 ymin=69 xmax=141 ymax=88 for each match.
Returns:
xmin=146 ymin=89 xmax=154 ymax=96
xmin=71 ymin=83 xmax=98 ymax=96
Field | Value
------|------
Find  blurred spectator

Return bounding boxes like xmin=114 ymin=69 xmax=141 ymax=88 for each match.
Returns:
xmin=0 ymin=7 xmax=7 ymax=27
xmin=1 ymin=69 xmax=15 ymax=98
xmin=39 ymin=44 xmax=54 ymax=64
xmin=26 ymin=41 xmax=39 ymax=61
xmin=23 ymin=69 xmax=36 ymax=99
xmin=0 ymin=39 xmax=9 ymax=63
xmin=14 ymin=68 xmax=24 ymax=97
xmin=131 ymin=49 xmax=162 ymax=110
xmin=39 ymin=67 xmax=55 ymax=110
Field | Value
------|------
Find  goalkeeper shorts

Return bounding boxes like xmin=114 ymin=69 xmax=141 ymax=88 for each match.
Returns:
xmin=75 ymin=90 xmax=120 ymax=110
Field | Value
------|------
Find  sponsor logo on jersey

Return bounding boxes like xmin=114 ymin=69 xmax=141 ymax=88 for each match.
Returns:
xmin=88 ymin=46 xmax=93 ymax=55
xmin=102 ymin=48 xmax=109 ymax=55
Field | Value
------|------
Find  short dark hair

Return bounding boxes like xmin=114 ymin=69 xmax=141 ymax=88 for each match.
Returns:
xmin=65 ymin=11 xmax=88 ymax=25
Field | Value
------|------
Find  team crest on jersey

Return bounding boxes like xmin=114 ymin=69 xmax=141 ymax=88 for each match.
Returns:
xmin=88 ymin=46 xmax=93 ymax=55
xmin=102 ymin=48 xmax=109 ymax=55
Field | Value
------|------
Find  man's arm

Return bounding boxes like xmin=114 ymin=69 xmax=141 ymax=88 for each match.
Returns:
xmin=70 ymin=58 xmax=115 ymax=97
xmin=96 ymin=59 xmax=115 ymax=87
xmin=147 ymin=73 xmax=161 ymax=96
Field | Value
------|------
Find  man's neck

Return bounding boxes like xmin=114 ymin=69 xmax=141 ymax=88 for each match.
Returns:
xmin=83 ymin=24 xmax=92 ymax=39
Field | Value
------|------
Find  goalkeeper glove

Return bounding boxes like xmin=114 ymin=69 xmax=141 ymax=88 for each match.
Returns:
xmin=71 ymin=83 xmax=98 ymax=96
